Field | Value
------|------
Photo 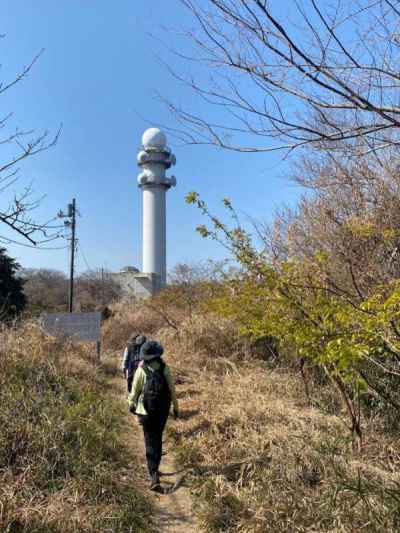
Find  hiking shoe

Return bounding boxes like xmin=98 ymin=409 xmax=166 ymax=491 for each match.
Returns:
xmin=150 ymin=472 xmax=160 ymax=491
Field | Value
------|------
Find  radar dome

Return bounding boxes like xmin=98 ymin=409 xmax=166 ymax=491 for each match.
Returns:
xmin=142 ymin=128 xmax=167 ymax=149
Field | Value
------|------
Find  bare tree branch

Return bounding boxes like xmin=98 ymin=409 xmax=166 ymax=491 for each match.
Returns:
xmin=164 ymin=0 xmax=400 ymax=157
xmin=0 ymin=38 xmax=62 ymax=245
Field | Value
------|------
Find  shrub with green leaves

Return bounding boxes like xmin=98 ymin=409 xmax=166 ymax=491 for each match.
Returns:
xmin=186 ymin=193 xmax=400 ymax=441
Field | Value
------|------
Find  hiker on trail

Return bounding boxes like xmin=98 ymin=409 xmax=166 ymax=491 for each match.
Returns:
xmin=128 ymin=340 xmax=179 ymax=491
xmin=122 ymin=334 xmax=147 ymax=393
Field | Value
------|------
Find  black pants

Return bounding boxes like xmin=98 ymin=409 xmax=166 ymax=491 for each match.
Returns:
xmin=138 ymin=409 xmax=170 ymax=476
xmin=127 ymin=365 xmax=138 ymax=393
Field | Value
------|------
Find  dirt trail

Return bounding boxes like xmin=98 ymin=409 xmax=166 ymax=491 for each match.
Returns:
xmin=111 ymin=357 xmax=199 ymax=533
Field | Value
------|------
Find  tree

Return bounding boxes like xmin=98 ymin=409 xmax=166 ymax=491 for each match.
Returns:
xmin=75 ymin=269 xmax=122 ymax=311
xmin=22 ymin=268 xmax=68 ymax=314
xmin=167 ymin=260 xmax=230 ymax=316
xmin=186 ymin=192 xmax=400 ymax=443
xmin=0 ymin=247 xmax=25 ymax=320
xmin=23 ymin=268 xmax=122 ymax=314
xmin=168 ymin=0 xmax=400 ymax=159
xmin=0 ymin=38 xmax=61 ymax=246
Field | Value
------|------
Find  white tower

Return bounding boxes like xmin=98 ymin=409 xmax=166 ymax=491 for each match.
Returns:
xmin=137 ymin=128 xmax=176 ymax=291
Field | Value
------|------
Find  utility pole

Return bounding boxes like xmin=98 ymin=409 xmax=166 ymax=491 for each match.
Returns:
xmin=68 ymin=199 xmax=76 ymax=313
xmin=58 ymin=198 xmax=77 ymax=313
xmin=101 ymin=267 xmax=105 ymax=306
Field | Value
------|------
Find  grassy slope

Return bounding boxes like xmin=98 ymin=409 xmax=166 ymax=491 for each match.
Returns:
xmin=0 ymin=323 xmax=152 ymax=533
xmin=101 ymin=302 xmax=400 ymax=533
xmin=102 ymin=302 xmax=400 ymax=531
xmin=166 ymin=346 xmax=400 ymax=532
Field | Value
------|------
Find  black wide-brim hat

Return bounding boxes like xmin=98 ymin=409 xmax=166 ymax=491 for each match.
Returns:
xmin=140 ymin=340 xmax=164 ymax=361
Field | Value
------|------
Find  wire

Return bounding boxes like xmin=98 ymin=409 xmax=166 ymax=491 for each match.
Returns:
xmin=0 ymin=234 xmax=70 ymax=250
xmin=78 ymin=241 xmax=92 ymax=271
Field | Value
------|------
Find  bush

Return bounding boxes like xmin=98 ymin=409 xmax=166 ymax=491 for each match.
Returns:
xmin=0 ymin=322 xmax=152 ymax=532
xmin=168 ymin=357 xmax=400 ymax=532
xmin=102 ymin=300 xmax=165 ymax=351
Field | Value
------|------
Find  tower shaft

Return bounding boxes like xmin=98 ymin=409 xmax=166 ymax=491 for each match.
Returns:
xmin=137 ymin=128 xmax=176 ymax=295
xmin=142 ymin=184 xmax=167 ymax=286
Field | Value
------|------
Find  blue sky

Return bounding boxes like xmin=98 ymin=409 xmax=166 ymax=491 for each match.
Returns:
xmin=1 ymin=0 xmax=302 ymax=274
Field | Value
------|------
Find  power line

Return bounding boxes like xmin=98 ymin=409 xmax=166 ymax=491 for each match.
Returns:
xmin=78 ymin=241 xmax=92 ymax=271
xmin=0 ymin=235 xmax=69 ymax=250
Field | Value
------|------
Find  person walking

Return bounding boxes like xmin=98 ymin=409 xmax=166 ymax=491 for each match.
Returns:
xmin=122 ymin=334 xmax=147 ymax=393
xmin=128 ymin=340 xmax=179 ymax=490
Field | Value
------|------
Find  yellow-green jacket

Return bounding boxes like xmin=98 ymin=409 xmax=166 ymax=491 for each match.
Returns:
xmin=128 ymin=359 xmax=179 ymax=416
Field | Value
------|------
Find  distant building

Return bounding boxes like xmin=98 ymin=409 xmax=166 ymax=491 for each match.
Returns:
xmin=111 ymin=267 xmax=161 ymax=299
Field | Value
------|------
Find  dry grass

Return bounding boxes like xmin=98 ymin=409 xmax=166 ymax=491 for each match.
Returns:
xmin=102 ymin=302 xmax=400 ymax=531
xmin=168 ymin=359 xmax=400 ymax=531
xmin=102 ymin=301 xmax=165 ymax=351
xmin=0 ymin=321 xmax=152 ymax=533
xmin=162 ymin=317 xmax=400 ymax=531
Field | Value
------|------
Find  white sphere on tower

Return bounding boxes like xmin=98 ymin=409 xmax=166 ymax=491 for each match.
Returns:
xmin=142 ymin=128 xmax=167 ymax=149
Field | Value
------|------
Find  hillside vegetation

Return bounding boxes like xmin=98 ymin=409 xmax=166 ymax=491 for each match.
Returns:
xmin=138 ymin=95 xmax=400 ymax=531
xmin=0 ymin=322 xmax=152 ymax=533
xmin=103 ymin=254 xmax=400 ymax=532
xmin=4 ymin=146 xmax=400 ymax=533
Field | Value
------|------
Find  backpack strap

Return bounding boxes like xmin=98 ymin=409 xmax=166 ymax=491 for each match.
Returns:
xmin=142 ymin=364 xmax=152 ymax=377
xmin=127 ymin=342 xmax=136 ymax=359
xmin=144 ymin=358 xmax=163 ymax=370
